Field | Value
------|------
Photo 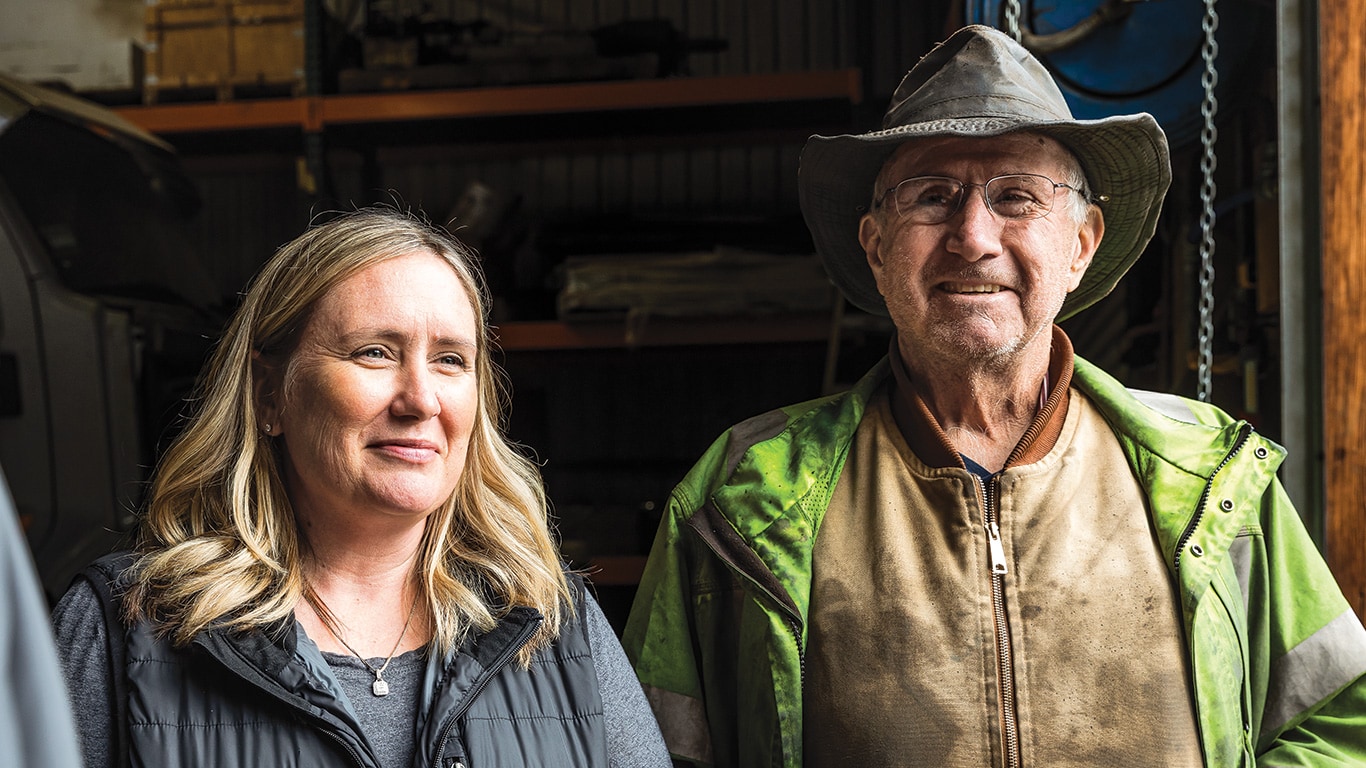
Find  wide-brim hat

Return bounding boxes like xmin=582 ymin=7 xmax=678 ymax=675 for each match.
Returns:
xmin=798 ymin=24 xmax=1171 ymax=320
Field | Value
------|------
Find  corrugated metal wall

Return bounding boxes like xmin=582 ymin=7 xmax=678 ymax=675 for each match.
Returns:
xmin=347 ymin=0 xmax=935 ymax=224
xmin=185 ymin=0 xmax=948 ymax=297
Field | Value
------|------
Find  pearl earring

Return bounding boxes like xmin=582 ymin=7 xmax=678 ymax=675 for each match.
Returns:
xmin=263 ymin=423 xmax=272 ymax=434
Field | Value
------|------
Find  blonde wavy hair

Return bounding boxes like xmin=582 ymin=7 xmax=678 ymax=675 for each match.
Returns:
xmin=124 ymin=207 xmax=570 ymax=664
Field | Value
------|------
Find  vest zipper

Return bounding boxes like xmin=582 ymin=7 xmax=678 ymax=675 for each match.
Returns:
xmin=1175 ymin=423 xmax=1252 ymax=575
xmin=239 ymin=678 xmax=370 ymax=766
xmin=980 ymin=474 xmax=1020 ymax=768
xmin=199 ymin=640 xmax=374 ymax=766
xmin=319 ymin=726 xmax=369 ymax=767
xmin=431 ymin=614 xmax=543 ymax=767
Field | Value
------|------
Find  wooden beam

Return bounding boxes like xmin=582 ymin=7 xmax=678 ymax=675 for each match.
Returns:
xmin=1320 ymin=0 xmax=1366 ymax=617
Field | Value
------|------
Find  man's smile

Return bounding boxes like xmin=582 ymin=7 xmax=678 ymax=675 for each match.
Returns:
xmin=939 ymin=281 xmax=1006 ymax=294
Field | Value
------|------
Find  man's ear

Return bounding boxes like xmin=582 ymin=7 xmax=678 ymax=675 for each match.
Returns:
xmin=1067 ymin=205 xmax=1105 ymax=291
xmin=252 ymin=351 xmax=283 ymax=435
xmin=859 ymin=213 xmax=885 ymax=272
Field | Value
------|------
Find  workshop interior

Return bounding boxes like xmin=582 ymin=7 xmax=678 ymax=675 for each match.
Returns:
xmin=0 ymin=0 xmax=1326 ymax=627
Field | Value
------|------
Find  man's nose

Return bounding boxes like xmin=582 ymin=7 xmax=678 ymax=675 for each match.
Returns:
xmin=945 ymin=188 xmax=1004 ymax=261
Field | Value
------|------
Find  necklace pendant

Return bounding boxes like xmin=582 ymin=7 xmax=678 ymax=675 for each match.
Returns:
xmin=372 ymin=678 xmax=390 ymax=697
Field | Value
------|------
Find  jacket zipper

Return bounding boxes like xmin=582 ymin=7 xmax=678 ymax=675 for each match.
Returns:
xmin=1175 ymin=423 xmax=1252 ymax=575
xmin=697 ymin=538 xmax=807 ymax=685
xmin=431 ymin=615 xmax=543 ymax=768
xmin=979 ymin=475 xmax=1020 ymax=768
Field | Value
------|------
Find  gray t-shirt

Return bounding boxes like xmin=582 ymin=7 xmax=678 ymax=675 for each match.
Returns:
xmin=52 ymin=581 xmax=670 ymax=767
xmin=323 ymin=646 xmax=427 ymax=767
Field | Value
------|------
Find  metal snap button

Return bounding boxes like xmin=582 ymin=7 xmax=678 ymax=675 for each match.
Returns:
xmin=1190 ymin=544 xmax=1205 ymax=557
xmin=1220 ymin=499 xmax=1234 ymax=512
xmin=1254 ymin=446 xmax=1268 ymax=459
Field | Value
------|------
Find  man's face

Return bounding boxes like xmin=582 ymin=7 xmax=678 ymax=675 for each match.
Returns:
xmin=858 ymin=133 xmax=1103 ymax=368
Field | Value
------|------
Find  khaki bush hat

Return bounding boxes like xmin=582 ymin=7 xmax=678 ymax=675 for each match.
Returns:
xmin=798 ymin=24 xmax=1171 ymax=320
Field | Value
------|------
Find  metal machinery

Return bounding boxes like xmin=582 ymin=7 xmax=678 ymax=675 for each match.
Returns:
xmin=0 ymin=75 xmax=222 ymax=598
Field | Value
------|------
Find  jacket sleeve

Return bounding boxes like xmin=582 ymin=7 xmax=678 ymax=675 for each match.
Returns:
xmin=0 ymin=471 xmax=85 ymax=768
xmin=1251 ymin=481 xmax=1366 ymax=765
xmin=623 ymin=487 xmax=717 ymax=768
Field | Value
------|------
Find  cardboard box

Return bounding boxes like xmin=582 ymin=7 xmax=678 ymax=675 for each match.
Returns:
xmin=144 ymin=0 xmax=304 ymax=101
xmin=0 ymin=0 xmax=144 ymax=95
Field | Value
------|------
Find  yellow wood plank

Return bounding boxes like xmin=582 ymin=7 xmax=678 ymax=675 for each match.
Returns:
xmin=1321 ymin=0 xmax=1366 ymax=618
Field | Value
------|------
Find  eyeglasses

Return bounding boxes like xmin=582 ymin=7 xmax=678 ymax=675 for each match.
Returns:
xmin=874 ymin=174 xmax=1105 ymax=224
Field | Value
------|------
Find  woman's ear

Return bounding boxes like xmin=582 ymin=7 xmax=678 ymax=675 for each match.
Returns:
xmin=252 ymin=351 xmax=283 ymax=436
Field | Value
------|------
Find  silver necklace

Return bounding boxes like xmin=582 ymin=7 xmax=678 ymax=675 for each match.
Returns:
xmin=307 ymin=589 xmax=420 ymax=697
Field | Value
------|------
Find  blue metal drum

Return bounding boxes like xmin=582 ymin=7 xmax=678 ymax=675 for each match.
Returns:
xmin=965 ymin=0 xmax=1267 ymax=147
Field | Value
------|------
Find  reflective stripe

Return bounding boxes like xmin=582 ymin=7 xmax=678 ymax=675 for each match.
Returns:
xmin=642 ymin=684 xmax=714 ymax=764
xmin=1263 ymin=608 xmax=1366 ymax=732
xmin=1129 ymin=388 xmax=1199 ymax=424
xmin=1228 ymin=533 xmax=1253 ymax=615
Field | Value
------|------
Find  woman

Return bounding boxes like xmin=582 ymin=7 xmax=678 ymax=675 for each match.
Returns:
xmin=51 ymin=207 xmax=670 ymax=767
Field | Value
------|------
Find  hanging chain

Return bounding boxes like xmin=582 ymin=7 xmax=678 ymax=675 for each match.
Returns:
xmin=1004 ymin=0 xmax=1023 ymax=41
xmin=1196 ymin=0 xmax=1220 ymax=401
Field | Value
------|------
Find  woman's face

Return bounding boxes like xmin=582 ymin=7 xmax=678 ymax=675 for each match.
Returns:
xmin=267 ymin=250 xmax=480 ymax=530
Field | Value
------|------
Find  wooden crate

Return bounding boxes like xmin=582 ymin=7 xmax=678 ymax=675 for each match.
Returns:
xmin=144 ymin=0 xmax=305 ymax=103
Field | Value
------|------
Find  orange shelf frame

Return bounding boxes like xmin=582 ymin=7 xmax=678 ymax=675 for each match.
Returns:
xmin=112 ymin=70 xmax=862 ymax=135
xmin=493 ymin=315 xmax=831 ymax=351
xmin=582 ymin=555 xmax=649 ymax=586
xmin=114 ymin=97 xmax=321 ymax=133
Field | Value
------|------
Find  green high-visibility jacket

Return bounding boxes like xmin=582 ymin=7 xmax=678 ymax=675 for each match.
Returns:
xmin=624 ymin=356 xmax=1366 ymax=767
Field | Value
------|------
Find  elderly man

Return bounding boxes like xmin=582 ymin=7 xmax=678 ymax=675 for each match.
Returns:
xmin=624 ymin=24 xmax=1366 ymax=768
